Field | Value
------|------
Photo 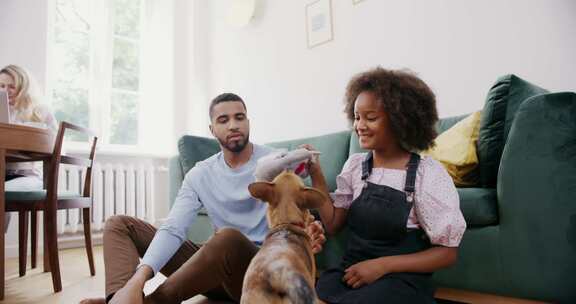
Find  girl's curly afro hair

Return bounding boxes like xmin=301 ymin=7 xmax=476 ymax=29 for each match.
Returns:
xmin=344 ymin=67 xmax=438 ymax=151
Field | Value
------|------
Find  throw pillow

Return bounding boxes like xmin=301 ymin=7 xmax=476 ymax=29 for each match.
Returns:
xmin=425 ymin=111 xmax=482 ymax=187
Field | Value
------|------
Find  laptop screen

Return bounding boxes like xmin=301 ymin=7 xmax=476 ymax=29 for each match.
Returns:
xmin=0 ymin=90 xmax=10 ymax=124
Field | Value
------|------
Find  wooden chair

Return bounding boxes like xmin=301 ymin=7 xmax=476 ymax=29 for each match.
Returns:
xmin=5 ymin=121 xmax=97 ymax=292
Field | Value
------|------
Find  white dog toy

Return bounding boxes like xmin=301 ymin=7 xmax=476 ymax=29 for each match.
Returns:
xmin=254 ymin=148 xmax=320 ymax=182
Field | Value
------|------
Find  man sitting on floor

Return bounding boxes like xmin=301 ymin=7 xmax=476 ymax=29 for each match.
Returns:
xmin=80 ymin=93 xmax=325 ymax=304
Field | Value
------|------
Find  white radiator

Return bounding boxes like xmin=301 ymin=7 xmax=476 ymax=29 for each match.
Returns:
xmin=57 ymin=162 xmax=157 ymax=235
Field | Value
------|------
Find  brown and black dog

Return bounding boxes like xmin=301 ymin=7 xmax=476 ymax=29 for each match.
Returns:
xmin=241 ymin=171 xmax=328 ymax=304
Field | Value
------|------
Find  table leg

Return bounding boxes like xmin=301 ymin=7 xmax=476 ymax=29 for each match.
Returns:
xmin=0 ymin=149 xmax=6 ymax=300
xmin=43 ymin=160 xmax=50 ymax=273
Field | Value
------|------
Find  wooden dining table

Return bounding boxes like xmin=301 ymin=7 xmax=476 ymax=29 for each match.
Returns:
xmin=0 ymin=122 xmax=55 ymax=299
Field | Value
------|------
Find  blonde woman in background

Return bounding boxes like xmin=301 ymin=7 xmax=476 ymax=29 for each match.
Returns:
xmin=0 ymin=64 xmax=58 ymax=231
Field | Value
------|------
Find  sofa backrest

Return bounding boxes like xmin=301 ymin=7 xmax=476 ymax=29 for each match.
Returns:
xmin=477 ymin=74 xmax=548 ymax=187
xmin=436 ymin=114 xmax=470 ymax=134
xmin=170 ymin=109 xmax=504 ymax=210
xmin=171 ymin=116 xmax=481 ymax=202
xmin=168 ymin=135 xmax=220 ymax=209
xmin=178 ymin=135 xmax=220 ymax=174
xmin=173 ymin=131 xmax=352 ymax=198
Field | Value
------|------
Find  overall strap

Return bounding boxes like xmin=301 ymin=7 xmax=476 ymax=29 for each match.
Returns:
xmin=361 ymin=152 xmax=374 ymax=181
xmin=404 ymin=153 xmax=421 ymax=202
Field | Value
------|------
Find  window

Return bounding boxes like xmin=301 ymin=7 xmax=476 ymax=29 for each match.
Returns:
xmin=50 ymin=0 xmax=143 ymax=146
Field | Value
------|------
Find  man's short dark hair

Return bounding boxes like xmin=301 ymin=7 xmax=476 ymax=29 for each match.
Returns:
xmin=209 ymin=93 xmax=247 ymax=120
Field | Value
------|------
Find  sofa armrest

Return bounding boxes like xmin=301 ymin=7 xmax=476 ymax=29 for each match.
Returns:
xmin=497 ymin=92 xmax=576 ymax=302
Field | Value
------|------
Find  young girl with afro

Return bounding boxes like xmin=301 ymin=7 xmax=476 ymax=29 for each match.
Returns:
xmin=307 ymin=67 xmax=466 ymax=303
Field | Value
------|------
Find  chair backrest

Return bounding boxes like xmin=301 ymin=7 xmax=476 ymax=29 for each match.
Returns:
xmin=46 ymin=122 xmax=98 ymax=201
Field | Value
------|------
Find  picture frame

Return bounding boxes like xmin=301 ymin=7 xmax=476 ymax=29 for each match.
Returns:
xmin=305 ymin=0 xmax=333 ymax=49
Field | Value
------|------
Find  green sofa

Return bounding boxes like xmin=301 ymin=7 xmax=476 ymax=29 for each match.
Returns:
xmin=168 ymin=76 xmax=576 ymax=303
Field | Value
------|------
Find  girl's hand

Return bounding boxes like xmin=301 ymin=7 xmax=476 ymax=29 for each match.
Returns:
xmin=306 ymin=214 xmax=326 ymax=254
xmin=298 ymin=144 xmax=322 ymax=176
xmin=298 ymin=144 xmax=320 ymax=164
xmin=343 ymin=258 xmax=391 ymax=288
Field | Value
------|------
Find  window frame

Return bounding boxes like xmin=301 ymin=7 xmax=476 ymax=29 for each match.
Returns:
xmin=46 ymin=0 xmax=146 ymax=153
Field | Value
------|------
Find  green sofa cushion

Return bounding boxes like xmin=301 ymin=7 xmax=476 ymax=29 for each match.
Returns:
xmin=457 ymin=188 xmax=498 ymax=227
xmin=178 ymin=135 xmax=220 ymax=174
xmin=433 ymin=226 xmax=504 ymax=295
xmin=266 ymin=131 xmax=351 ymax=192
xmin=477 ymin=74 xmax=548 ymax=187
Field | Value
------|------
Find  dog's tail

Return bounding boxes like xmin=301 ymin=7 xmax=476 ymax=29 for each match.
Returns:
xmin=264 ymin=268 xmax=316 ymax=304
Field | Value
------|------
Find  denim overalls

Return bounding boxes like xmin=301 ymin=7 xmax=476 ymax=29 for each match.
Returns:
xmin=316 ymin=152 xmax=435 ymax=304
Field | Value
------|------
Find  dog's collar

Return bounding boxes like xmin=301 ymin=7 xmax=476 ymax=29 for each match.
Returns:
xmin=265 ymin=222 xmax=316 ymax=276
xmin=267 ymin=222 xmax=310 ymax=241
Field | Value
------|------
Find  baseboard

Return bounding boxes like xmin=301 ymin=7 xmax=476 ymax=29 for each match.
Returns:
xmin=5 ymin=232 xmax=103 ymax=258
xmin=59 ymin=232 xmax=103 ymax=249
xmin=5 ymin=216 xmax=162 ymax=258
xmin=435 ymin=287 xmax=551 ymax=304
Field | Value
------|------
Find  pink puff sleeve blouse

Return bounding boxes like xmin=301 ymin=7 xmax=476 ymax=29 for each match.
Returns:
xmin=330 ymin=153 xmax=466 ymax=247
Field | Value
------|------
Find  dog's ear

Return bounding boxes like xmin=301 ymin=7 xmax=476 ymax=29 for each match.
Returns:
xmin=299 ymin=187 xmax=328 ymax=209
xmin=248 ymin=182 xmax=276 ymax=204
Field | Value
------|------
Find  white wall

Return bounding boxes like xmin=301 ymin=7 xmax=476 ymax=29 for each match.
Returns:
xmin=203 ymin=0 xmax=576 ymax=143
xmin=0 ymin=0 xmax=50 ymax=257
xmin=0 ymin=0 xmax=49 ymax=91
xmin=0 ymin=0 xmax=174 ymax=257
xmin=173 ymin=0 xmax=213 ymax=139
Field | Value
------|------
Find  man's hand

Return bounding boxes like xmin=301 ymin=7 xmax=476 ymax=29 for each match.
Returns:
xmin=109 ymin=284 xmax=144 ymax=304
xmin=109 ymin=265 xmax=153 ymax=304
xmin=343 ymin=258 xmax=391 ymax=289
xmin=306 ymin=214 xmax=326 ymax=254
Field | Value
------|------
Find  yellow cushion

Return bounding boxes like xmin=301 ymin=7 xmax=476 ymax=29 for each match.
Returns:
xmin=425 ymin=111 xmax=482 ymax=186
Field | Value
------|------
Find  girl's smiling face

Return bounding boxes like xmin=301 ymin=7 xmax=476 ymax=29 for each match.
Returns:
xmin=353 ymin=91 xmax=396 ymax=151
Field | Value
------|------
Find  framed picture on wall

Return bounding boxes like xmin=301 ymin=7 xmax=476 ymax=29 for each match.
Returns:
xmin=306 ymin=0 xmax=333 ymax=49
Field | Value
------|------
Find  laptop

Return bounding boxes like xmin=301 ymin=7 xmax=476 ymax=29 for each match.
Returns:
xmin=0 ymin=90 xmax=10 ymax=124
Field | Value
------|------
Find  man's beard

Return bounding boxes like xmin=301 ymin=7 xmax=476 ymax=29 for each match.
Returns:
xmin=218 ymin=134 xmax=250 ymax=153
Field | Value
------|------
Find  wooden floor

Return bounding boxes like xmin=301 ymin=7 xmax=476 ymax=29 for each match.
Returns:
xmin=0 ymin=246 xmax=549 ymax=304
xmin=0 ymin=246 xmax=211 ymax=304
